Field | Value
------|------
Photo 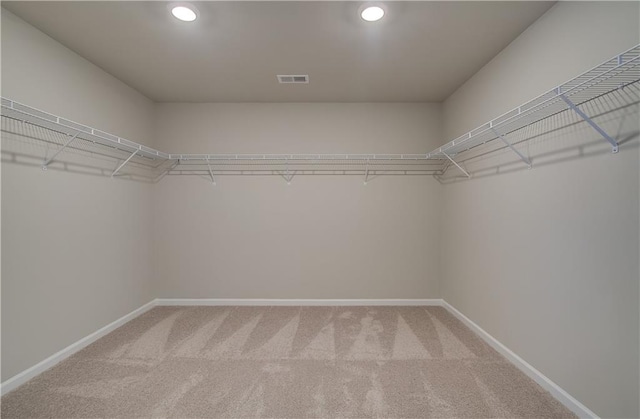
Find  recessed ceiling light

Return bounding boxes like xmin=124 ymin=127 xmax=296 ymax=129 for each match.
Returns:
xmin=360 ymin=5 xmax=385 ymax=22
xmin=171 ymin=4 xmax=197 ymax=22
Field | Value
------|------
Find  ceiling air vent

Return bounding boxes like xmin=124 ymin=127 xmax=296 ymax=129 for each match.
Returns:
xmin=277 ymin=75 xmax=309 ymax=84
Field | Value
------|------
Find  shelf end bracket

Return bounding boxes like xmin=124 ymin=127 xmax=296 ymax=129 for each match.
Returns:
xmin=559 ymin=93 xmax=619 ymax=153
xmin=490 ymin=127 xmax=532 ymax=168
xmin=443 ymin=152 xmax=470 ymax=178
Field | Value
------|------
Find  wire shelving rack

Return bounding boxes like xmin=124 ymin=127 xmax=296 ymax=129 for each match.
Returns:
xmin=2 ymin=45 xmax=639 ymax=183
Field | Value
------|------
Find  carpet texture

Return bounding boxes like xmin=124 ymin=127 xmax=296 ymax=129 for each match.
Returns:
xmin=2 ymin=306 xmax=575 ymax=418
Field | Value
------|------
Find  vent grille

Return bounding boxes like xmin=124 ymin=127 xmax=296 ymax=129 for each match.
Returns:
xmin=277 ymin=75 xmax=309 ymax=84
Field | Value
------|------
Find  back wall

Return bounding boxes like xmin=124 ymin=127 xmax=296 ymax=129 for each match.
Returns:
xmin=152 ymin=103 xmax=443 ymax=299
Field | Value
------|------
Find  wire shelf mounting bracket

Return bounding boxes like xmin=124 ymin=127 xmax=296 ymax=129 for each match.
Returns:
xmin=206 ymin=158 xmax=217 ymax=186
xmin=111 ymin=149 xmax=139 ymax=178
xmin=557 ymin=88 xmax=619 ymax=154
xmin=490 ymin=126 xmax=532 ymax=168
xmin=363 ymin=159 xmax=370 ymax=185
xmin=278 ymin=158 xmax=297 ymax=185
xmin=42 ymin=132 xmax=79 ymax=170
xmin=443 ymin=152 xmax=471 ymax=178
xmin=278 ymin=170 xmax=296 ymax=185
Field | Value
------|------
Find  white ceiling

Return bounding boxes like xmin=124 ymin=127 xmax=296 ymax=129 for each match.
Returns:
xmin=3 ymin=1 xmax=555 ymax=103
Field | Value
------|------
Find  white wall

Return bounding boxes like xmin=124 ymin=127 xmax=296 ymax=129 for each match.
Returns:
xmin=441 ymin=2 xmax=639 ymax=417
xmin=1 ymin=9 xmax=156 ymax=381
xmin=152 ymin=103 xmax=443 ymax=299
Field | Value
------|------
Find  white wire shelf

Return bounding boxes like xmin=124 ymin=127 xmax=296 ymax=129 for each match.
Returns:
xmin=2 ymin=44 xmax=638 ymax=182
xmin=430 ymin=44 xmax=640 ymax=178
xmin=1 ymin=98 xmax=169 ymax=161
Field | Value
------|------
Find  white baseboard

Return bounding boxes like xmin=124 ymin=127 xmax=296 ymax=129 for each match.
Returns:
xmin=0 ymin=299 xmax=156 ymax=396
xmin=440 ymin=300 xmax=598 ymax=419
xmin=155 ymin=298 xmax=443 ymax=306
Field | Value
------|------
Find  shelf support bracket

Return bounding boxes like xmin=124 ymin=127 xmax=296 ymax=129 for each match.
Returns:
xmin=363 ymin=159 xmax=370 ymax=185
xmin=206 ymin=158 xmax=216 ymax=186
xmin=559 ymin=93 xmax=619 ymax=153
xmin=42 ymin=132 xmax=79 ymax=170
xmin=279 ymin=170 xmax=296 ymax=184
xmin=490 ymin=127 xmax=531 ymax=168
xmin=443 ymin=152 xmax=470 ymax=178
xmin=280 ymin=159 xmax=295 ymax=184
xmin=111 ymin=149 xmax=138 ymax=178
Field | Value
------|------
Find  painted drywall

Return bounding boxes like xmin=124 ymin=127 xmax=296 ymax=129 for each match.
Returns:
xmin=441 ymin=2 xmax=640 ymax=417
xmin=1 ymin=9 xmax=156 ymax=381
xmin=152 ymin=103 xmax=442 ymax=299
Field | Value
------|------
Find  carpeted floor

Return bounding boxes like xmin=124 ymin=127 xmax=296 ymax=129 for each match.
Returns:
xmin=2 ymin=306 xmax=575 ymax=418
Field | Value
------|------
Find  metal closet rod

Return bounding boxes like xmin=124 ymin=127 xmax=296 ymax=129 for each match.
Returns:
xmin=1 ymin=44 xmax=638 ymax=178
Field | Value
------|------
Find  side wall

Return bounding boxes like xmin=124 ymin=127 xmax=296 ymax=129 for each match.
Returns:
xmin=1 ymin=10 xmax=156 ymax=381
xmin=441 ymin=2 xmax=639 ymax=417
xmin=152 ymin=103 xmax=442 ymax=299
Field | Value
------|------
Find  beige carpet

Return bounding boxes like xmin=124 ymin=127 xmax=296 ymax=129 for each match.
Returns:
xmin=2 ymin=306 xmax=575 ymax=418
